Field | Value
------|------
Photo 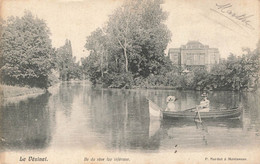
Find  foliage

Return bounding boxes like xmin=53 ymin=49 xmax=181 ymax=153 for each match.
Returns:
xmin=55 ymin=39 xmax=82 ymax=81
xmin=81 ymin=0 xmax=259 ymax=91
xmin=209 ymin=47 xmax=259 ymax=90
xmin=180 ymin=45 xmax=260 ymax=91
xmin=84 ymin=28 xmax=108 ymax=80
xmin=81 ymin=52 xmax=102 ymax=85
xmin=0 ymin=11 xmax=54 ymax=88
xmin=129 ymin=44 xmax=259 ymax=91
xmin=83 ymin=0 xmax=172 ymax=87
xmin=106 ymin=72 xmax=134 ymax=89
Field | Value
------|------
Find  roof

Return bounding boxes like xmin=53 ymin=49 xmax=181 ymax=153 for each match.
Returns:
xmin=168 ymin=41 xmax=220 ymax=52
xmin=186 ymin=40 xmax=203 ymax=46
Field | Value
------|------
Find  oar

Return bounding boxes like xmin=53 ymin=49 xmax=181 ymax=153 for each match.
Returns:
xmin=193 ymin=106 xmax=203 ymax=123
xmin=182 ymin=107 xmax=196 ymax=112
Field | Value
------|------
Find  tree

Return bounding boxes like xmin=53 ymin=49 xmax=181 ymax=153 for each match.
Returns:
xmin=56 ymin=39 xmax=72 ymax=80
xmin=106 ymin=2 xmax=140 ymax=73
xmin=55 ymin=39 xmax=81 ymax=81
xmin=106 ymin=0 xmax=171 ymax=77
xmin=85 ymin=28 xmax=108 ymax=79
xmin=0 ymin=11 xmax=54 ymax=88
xmin=81 ymin=53 xmax=102 ymax=85
xmin=84 ymin=0 xmax=172 ymax=87
xmin=209 ymin=43 xmax=260 ymax=91
xmin=132 ymin=0 xmax=171 ymax=77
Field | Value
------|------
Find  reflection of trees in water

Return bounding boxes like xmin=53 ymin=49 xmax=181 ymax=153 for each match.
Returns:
xmin=58 ymin=82 xmax=83 ymax=117
xmin=84 ymin=88 xmax=259 ymax=150
xmin=86 ymin=89 xmax=160 ymax=150
xmin=210 ymin=91 xmax=239 ymax=109
xmin=240 ymin=92 xmax=260 ymax=133
xmin=124 ymin=92 xmax=154 ymax=150
xmin=159 ymin=118 xmax=243 ymax=149
xmin=0 ymin=93 xmax=51 ymax=150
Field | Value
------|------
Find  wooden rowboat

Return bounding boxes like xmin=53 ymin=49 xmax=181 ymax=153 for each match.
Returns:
xmin=148 ymin=99 xmax=242 ymax=120
xmin=163 ymin=108 xmax=242 ymax=120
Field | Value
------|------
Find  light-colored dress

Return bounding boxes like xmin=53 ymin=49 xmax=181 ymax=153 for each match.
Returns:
xmin=200 ymin=99 xmax=210 ymax=108
xmin=198 ymin=99 xmax=210 ymax=112
xmin=166 ymin=102 xmax=176 ymax=111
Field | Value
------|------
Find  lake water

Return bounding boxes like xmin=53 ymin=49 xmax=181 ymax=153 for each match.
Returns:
xmin=1 ymin=81 xmax=260 ymax=153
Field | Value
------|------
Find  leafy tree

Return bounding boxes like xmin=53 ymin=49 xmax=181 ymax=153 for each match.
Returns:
xmin=55 ymin=39 xmax=81 ymax=81
xmin=106 ymin=6 xmax=134 ymax=73
xmin=81 ymin=53 xmax=102 ymax=85
xmin=0 ymin=11 xmax=54 ymax=88
xmin=84 ymin=0 xmax=172 ymax=87
xmin=209 ymin=44 xmax=259 ymax=91
xmin=85 ymin=28 xmax=108 ymax=79
xmin=106 ymin=0 xmax=171 ymax=77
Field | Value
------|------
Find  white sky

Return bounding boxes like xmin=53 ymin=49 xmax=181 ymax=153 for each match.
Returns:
xmin=2 ymin=0 xmax=259 ymax=60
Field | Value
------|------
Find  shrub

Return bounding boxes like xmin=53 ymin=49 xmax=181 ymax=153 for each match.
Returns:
xmin=107 ymin=72 xmax=134 ymax=89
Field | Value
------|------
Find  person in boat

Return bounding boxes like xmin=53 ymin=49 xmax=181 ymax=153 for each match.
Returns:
xmin=165 ymin=96 xmax=177 ymax=112
xmin=197 ymin=92 xmax=210 ymax=112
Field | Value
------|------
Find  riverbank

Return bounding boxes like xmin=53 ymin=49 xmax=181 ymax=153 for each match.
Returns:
xmin=132 ymin=85 xmax=178 ymax=90
xmin=1 ymin=85 xmax=45 ymax=99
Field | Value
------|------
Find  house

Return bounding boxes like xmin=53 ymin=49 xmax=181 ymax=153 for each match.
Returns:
xmin=168 ymin=41 xmax=220 ymax=71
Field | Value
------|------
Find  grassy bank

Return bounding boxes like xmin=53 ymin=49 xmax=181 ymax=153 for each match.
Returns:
xmin=1 ymin=85 xmax=45 ymax=98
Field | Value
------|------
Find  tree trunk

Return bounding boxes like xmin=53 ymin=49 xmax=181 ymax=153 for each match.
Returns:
xmin=115 ymin=58 xmax=119 ymax=73
xmin=101 ymin=51 xmax=103 ymax=78
xmin=124 ymin=47 xmax=128 ymax=72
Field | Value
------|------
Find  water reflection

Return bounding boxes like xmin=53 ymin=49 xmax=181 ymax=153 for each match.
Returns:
xmin=84 ymin=88 xmax=151 ymax=150
xmin=156 ymin=118 xmax=244 ymax=149
xmin=1 ymin=82 xmax=259 ymax=152
xmin=86 ymin=87 xmax=260 ymax=151
xmin=0 ymin=93 xmax=52 ymax=151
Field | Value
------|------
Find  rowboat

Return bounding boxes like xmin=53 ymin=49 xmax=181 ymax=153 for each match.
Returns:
xmin=148 ymin=99 xmax=242 ymax=120
xmin=161 ymin=117 xmax=243 ymax=129
xmin=163 ymin=108 xmax=242 ymax=119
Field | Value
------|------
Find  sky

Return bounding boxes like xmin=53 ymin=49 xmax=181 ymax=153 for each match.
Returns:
xmin=2 ymin=0 xmax=259 ymax=60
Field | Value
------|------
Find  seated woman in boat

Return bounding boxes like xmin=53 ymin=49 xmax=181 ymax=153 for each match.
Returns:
xmin=197 ymin=93 xmax=210 ymax=112
xmin=165 ymin=96 xmax=177 ymax=112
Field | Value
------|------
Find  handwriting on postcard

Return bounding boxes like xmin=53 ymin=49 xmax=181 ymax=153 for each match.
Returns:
xmin=211 ymin=3 xmax=255 ymax=30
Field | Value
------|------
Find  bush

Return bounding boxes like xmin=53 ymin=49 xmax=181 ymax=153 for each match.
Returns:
xmin=106 ymin=72 xmax=134 ymax=89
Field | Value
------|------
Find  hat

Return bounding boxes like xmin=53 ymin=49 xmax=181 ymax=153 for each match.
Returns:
xmin=201 ymin=92 xmax=207 ymax=97
xmin=166 ymin=96 xmax=176 ymax=102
